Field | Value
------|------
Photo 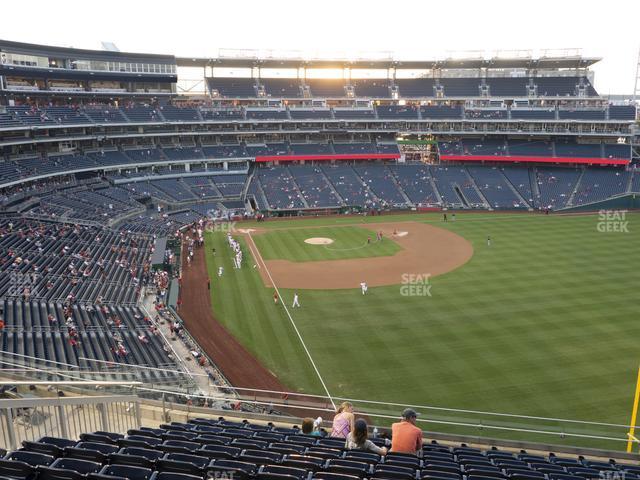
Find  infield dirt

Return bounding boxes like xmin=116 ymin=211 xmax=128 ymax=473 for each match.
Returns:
xmin=246 ymin=222 xmax=474 ymax=289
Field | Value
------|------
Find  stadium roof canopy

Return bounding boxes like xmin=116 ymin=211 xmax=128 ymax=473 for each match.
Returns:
xmin=0 ymin=40 xmax=601 ymax=70
xmin=176 ymin=54 xmax=601 ymax=70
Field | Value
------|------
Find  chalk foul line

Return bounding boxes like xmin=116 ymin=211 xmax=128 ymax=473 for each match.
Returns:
xmin=244 ymin=232 xmax=336 ymax=410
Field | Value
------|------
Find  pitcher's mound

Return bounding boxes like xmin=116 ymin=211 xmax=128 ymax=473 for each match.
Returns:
xmin=305 ymin=237 xmax=334 ymax=245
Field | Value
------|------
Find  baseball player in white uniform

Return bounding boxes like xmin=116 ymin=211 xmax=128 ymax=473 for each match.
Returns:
xmin=292 ymin=293 xmax=300 ymax=308
xmin=360 ymin=282 xmax=368 ymax=295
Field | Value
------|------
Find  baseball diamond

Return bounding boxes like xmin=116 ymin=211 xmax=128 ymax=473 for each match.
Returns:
xmin=174 ymin=211 xmax=640 ymax=448
xmin=1 ymin=21 xmax=640 ymax=462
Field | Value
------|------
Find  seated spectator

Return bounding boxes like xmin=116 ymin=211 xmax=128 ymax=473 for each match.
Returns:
xmin=117 ymin=343 xmax=128 ymax=357
xmin=331 ymin=401 xmax=355 ymax=438
xmin=346 ymin=418 xmax=387 ymax=455
xmin=391 ymin=408 xmax=423 ymax=456
xmin=301 ymin=417 xmax=324 ymax=437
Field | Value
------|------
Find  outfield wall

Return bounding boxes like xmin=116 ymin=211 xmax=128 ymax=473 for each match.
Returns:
xmin=561 ymin=194 xmax=640 ymax=212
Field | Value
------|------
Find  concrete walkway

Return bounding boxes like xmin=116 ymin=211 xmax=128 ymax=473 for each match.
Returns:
xmin=140 ymin=291 xmax=232 ymax=399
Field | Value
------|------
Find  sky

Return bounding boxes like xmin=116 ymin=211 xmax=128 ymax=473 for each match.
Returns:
xmin=1 ymin=0 xmax=639 ymax=95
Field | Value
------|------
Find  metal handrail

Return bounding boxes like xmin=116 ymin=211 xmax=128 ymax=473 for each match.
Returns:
xmin=11 ymin=353 xmax=632 ymax=430
xmin=0 ymin=393 xmax=141 ymax=451
xmin=1 ymin=354 xmax=635 ymax=449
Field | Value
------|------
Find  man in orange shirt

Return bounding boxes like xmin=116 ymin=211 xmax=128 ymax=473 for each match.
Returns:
xmin=391 ymin=408 xmax=423 ymax=456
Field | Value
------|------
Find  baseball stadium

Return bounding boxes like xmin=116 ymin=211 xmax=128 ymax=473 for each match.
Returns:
xmin=1 ymin=5 xmax=640 ymax=479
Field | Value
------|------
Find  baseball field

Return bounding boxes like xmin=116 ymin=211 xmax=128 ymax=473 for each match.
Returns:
xmin=188 ymin=211 xmax=640 ymax=448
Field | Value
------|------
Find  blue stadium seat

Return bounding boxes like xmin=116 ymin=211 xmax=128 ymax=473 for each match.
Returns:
xmin=423 ymin=462 xmax=459 ymax=474
xmin=125 ymin=437 xmax=163 ymax=447
xmin=80 ymin=434 xmax=118 ymax=445
xmin=5 ymin=452 xmax=54 ymax=467
xmin=273 ymin=428 xmax=299 ymax=436
xmin=0 ymin=459 xmax=36 ymax=480
xmin=317 ymin=438 xmax=346 ymax=449
xmin=154 ymin=473 xmax=201 ymax=480
xmin=259 ymin=465 xmax=309 ymax=480
xmin=326 ymin=459 xmax=371 ymax=478
xmin=109 ymin=453 xmax=157 ymax=469
xmin=374 ymin=464 xmax=417 ymax=480
xmin=36 ymin=458 xmax=102 ymax=480
xmin=231 ymin=439 xmax=269 ymax=450
xmin=195 ymin=435 xmax=231 ymax=446
xmin=161 ymin=433 xmax=197 ymax=443
xmin=197 ymin=445 xmax=241 ymax=459
xmin=255 ymin=432 xmax=285 ymax=443
xmin=65 ymin=443 xmax=118 ymax=463
xmin=37 ymin=438 xmax=77 ymax=450
xmin=160 ymin=454 xmax=209 ymax=468
xmin=313 ymin=474 xmax=361 ymax=480
xmin=548 ymin=475 xmax=585 ymax=480
xmin=239 ymin=449 xmax=282 ymax=465
xmin=343 ymin=451 xmax=381 ymax=464
xmin=94 ymin=465 xmax=153 ymax=480
xmin=421 ymin=474 xmax=461 ymax=480
xmin=207 ymin=459 xmax=257 ymax=480
xmin=281 ymin=455 xmax=324 ymax=471
xmin=305 ymin=448 xmax=341 ymax=460
xmin=192 ymin=425 xmax=224 ymax=435
xmin=20 ymin=442 xmax=63 ymax=459
xmin=159 ymin=441 xmax=200 ymax=455
xmin=156 ymin=455 xmax=207 ymax=476
xmin=256 ymin=474 xmax=299 ymax=480
xmin=268 ymin=443 xmax=306 ymax=456
xmin=385 ymin=452 xmax=421 ymax=468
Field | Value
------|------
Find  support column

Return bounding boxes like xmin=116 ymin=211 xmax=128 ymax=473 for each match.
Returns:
xmin=134 ymin=401 xmax=142 ymax=429
xmin=98 ymin=403 xmax=110 ymax=432
xmin=57 ymin=405 xmax=70 ymax=439
xmin=4 ymin=408 xmax=17 ymax=450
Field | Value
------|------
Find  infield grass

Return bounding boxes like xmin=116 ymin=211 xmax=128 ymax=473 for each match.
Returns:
xmin=205 ymin=212 xmax=640 ymax=449
xmin=252 ymin=225 xmax=401 ymax=262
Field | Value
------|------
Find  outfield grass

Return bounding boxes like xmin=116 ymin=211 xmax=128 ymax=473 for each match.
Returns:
xmin=205 ymin=212 xmax=640 ymax=449
xmin=252 ymin=225 xmax=401 ymax=262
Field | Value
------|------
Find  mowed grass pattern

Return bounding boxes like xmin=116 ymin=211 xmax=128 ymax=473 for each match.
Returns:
xmin=252 ymin=226 xmax=401 ymax=262
xmin=205 ymin=213 xmax=640 ymax=447
xmin=205 ymin=232 xmax=323 ymax=391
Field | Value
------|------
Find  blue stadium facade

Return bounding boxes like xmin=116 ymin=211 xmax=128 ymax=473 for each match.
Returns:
xmin=0 ymin=40 xmax=638 ymax=229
